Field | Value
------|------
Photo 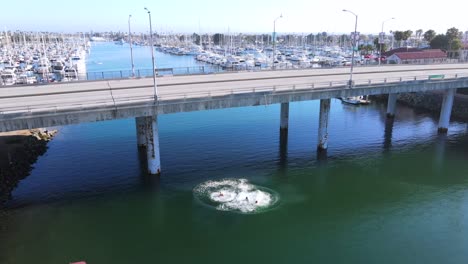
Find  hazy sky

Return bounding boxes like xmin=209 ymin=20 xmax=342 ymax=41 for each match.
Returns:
xmin=2 ymin=0 xmax=468 ymax=35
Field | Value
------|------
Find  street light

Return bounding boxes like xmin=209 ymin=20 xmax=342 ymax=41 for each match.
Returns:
xmin=144 ymin=7 xmax=158 ymax=100
xmin=343 ymin=9 xmax=358 ymax=88
xmin=272 ymin=14 xmax=283 ymax=69
xmin=128 ymin=15 xmax=135 ymax=77
xmin=379 ymin=17 xmax=395 ymax=66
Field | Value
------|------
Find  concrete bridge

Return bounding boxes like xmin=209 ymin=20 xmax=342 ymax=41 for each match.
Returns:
xmin=1 ymin=64 xmax=468 ymax=175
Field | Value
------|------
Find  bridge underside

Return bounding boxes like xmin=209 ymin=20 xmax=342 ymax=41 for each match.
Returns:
xmin=1 ymin=79 xmax=467 ymax=132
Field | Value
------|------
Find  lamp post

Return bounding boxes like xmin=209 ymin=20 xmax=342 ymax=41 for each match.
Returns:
xmin=379 ymin=17 xmax=395 ymax=66
xmin=144 ymin=7 xmax=158 ymax=100
xmin=343 ymin=9 xmax=358 ymax=88
xmin=272 ymin=14 xmax=283 ymax=69
xmin=128 ymin=15 xmax=135 ymax=77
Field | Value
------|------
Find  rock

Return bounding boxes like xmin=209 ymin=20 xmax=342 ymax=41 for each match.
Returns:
xmin=372 ymin=91 xmax=468 ymax=121
xmin=0 ymin=129 xmax=58 ymax=207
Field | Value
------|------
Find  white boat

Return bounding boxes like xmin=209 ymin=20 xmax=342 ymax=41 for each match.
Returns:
xmin=35 ymin=58 xmax=50 ymax=74
xmin=52 ymin=61 xmax=66 ymax=74
xmin=341 ymin=96 xmax=371 ymax=105
xmin=16 ymin=73 xmax=37 ymax=84
xmin=1 ymin=69 xmax=17 ymax=85
xmin=90 ymin=36 xmax=106 ymax=42
xmin=221 ymin=56 xmax=240 ymax=68
xmin=63 ymin=67 xmax=78 ymax=79
xmin=115 ymin=39 xmax=125 ymax=45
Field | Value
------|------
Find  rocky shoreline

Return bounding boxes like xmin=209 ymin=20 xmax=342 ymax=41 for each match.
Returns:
xmin=371 ymin=91 xmax=468 ymax=121
xmin=0 ymin=129 xmax=57 ymax=207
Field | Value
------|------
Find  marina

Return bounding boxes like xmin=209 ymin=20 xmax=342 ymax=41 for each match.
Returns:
xmin=1 ymin=30 xmax=464 ymax=87
xmin=0 ymin=31 xmax=415 ymax=86
xmin=0 ymin=33 xmax=89 ymax=85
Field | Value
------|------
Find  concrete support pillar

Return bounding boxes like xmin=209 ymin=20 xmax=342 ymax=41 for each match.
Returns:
xmin=136 ymin=116 xmax=147 ymax=148
xmin=279 ymin=129 xmax=288 ymax=166
xmin=317 ymin=99 xmax=331 ymax=151
xmin=280 ymin=102 xmax=289 ymax=130
xmin=145 ymin=115 xmax=161 ymax=175
xmin=386 ymin=93 xmax=398 ymax=118
xmin=438 ymin=88 xmax=456 ymax=133
xmin=383 ymin=118 xmax=394 ymax=152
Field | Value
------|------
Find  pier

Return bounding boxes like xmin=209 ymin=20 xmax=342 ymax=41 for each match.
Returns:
xmin=1 ymin=64 xmax=468 ymax=175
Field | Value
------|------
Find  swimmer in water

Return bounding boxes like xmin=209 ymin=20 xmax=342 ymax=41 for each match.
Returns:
xmin=219 ymin=192 xmax=224 ymax=197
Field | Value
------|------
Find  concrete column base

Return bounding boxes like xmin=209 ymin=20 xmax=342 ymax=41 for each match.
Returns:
xmin=438 ymin=88 xmax=456 ymax=133
xmin=317 ymin=99 xmax=331 ymax=151
xmin=145 ymin=115 xmax=161 ymax=176
xmin=386 ymin=93 xmax=398 ymax=118
xmin=280 ymin=102 xmax=289 ymax=131
xmin=136 ymin=116 xmax=147 ymax=148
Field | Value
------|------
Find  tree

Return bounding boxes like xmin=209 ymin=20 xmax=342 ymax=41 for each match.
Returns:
xmin=399 ymin=30 xmax=413 ymax=46
xmin=393 ymin=31 xmax=404 ymax=47
xmin=445 ymin=27 xmax=461 ymax=53
xmin=446 ymin=27 xmax=460 ymax=42
xmin=423 ymin=30 xmax=436 ymax=42
xmin=339 ymin=34 xmax=349 ymax=44
xmin=192 ymin=33 xmax=200 ymax=45
xmin=373 ymin=37 xmax=387 ymax=53
xmin=414 ymin=29 xmax=424 ymax=47
xmin=403 ymin=30 xmax=413 ymax=41
xmin=451 ymin=38 xmax=462 ymax=50
xmin=359 ymin=44 xmax=374 ymax=55
xmin=416 ymin=29 xmax=423 ymax=39
xmin=212 ymin=33 xmax=225 ymax=45
xmin=430 ymin=34 xmax=448 ymax=50
xmin=306 ymin=33 xmax=316 ymax=44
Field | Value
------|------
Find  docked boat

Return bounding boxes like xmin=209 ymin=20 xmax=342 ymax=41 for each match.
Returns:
xmin=1 ymin=69 xmax=17 ymax=85
xmin=16 ymin=72 xmax=37 ymax=84
xmin=341 ymin=96 xmax=371 ymax=105
xmin=35 ymin=58 xmax=50 ymax=74
xmin=52 ymin=61 xmax=66 ymax=74
xmin=63 ymin=67 xmax=78 ymax=79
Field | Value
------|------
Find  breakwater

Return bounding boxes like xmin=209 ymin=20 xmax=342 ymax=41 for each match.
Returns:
xmin=372 ymin=91 xmax=468 ymax=120
xmin=0 ymin=129 xmax=56 ymax=206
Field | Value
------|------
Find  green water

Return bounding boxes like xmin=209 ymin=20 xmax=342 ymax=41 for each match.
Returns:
xmin=2 ymin=136 xmax=468 ymax=263
xmin=2 ymin=43 xmax=468 ymax=263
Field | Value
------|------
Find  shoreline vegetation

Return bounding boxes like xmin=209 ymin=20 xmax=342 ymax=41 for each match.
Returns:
xmin=0 ymin=129 xmax=57 ymax=208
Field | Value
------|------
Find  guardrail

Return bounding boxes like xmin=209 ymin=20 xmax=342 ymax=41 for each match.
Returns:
xmin=83 ymin=65 xmax=226 ymax=81
xmin=3 ymin=60 xmax=468 ymax=87
xmin=1 ymin=72 xmax=467 ymax=116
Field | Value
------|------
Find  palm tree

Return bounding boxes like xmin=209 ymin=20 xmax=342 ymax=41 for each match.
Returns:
xmin=416 ymin=29 xmax=423 ymax=46
xmin=403 ymin=30 xmax=413 ymax=47
xmin=393 ymin=31 xmax=404 ymax=47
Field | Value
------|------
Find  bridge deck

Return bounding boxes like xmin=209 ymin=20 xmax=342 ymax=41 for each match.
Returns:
xmin=1 ymin=64 xmax=468 ymax=132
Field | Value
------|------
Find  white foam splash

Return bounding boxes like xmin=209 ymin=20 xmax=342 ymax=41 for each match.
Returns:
xmin=194 ymin=179 xmax=278 ymax=213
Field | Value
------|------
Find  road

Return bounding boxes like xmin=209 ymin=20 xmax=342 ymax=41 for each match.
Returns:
xmin=1 ymin=63 xmax=468 ymax=114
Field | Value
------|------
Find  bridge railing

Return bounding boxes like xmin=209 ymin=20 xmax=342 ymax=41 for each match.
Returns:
xmin=156 ymin=72 xmax=468 ymax=100
xmin=1 ymin=72 xmax=468 ymax=115
xmin=82 ymin=65 xmax=226 ymax=81
xmin=3 ymin=60 xmax=468 ymax=87
xmin=77 ymin=61 xmax=468 ymax=81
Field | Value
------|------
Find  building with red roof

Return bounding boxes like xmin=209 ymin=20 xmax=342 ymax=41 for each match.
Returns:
xmin=386 ymin=49 xmax=447 ymax=64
